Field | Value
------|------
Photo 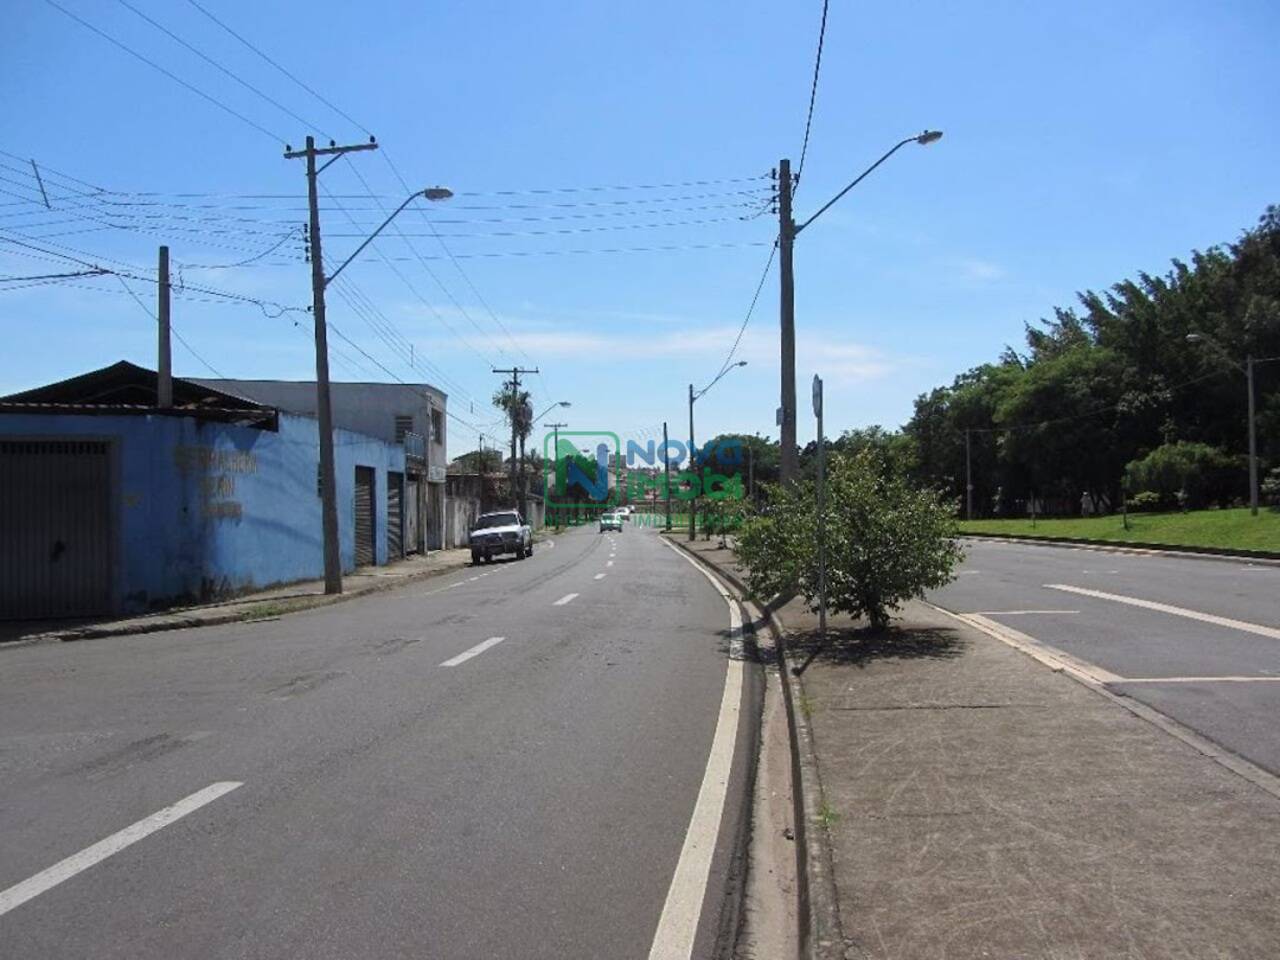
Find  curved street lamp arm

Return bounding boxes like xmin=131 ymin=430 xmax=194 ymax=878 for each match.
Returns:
xmin=795 ymin=135 xmax=920 ymax=235
xmin=694 ymin=361 xmax=747 ymax=401
xmin=325 ymin=191 xmax=422 ymax=287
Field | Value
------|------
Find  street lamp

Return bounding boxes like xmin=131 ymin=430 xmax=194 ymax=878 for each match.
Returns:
xmin=1187 ymin=332 xmax=1279 ymax=516
xmin=326 ymin=187 xmax=453 ymax=286
xmin=777 ymin=130 xmax=942 ymax=481
xmin=689 ymin=360 xmax=748 ymax=540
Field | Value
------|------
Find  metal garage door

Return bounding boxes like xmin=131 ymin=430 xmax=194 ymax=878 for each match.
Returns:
xmin=387 ymin=471 xmax=403 ymax=560
xmin=0 ymin=439 xmax=112 ymax=619
xmin=354 ymin=466 xmax=375 ymax=567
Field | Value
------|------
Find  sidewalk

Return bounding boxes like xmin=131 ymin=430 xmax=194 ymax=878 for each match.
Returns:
xmin=1 ymin=548 xmax=474 ymax=646
xmin=671 ymin=536 xmax=1280 ymax=960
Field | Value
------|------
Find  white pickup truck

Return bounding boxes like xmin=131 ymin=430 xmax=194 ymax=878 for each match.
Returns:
xmin=468 ymin=510 xmax=533 ymax=564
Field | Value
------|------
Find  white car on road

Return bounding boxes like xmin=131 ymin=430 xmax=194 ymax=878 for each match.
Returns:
xmin=469 ymin=510 xmax=533 ymax=564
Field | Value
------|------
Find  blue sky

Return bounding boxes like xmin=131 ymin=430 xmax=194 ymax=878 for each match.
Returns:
xmin=3 ymin=0 xmax=1277 ymax=458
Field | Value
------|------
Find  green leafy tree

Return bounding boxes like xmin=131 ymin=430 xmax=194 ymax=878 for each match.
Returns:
xmin=1123 ymin=442 xmax=1243 ymax=509
xmin=735 ymin=450 xmax=963 ymax=630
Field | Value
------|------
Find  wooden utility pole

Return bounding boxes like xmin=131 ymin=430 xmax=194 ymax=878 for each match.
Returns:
xmin=284 ymin=135 xmax=378 ymax=595
xmin=157 ymin=245 xmax=172 ymax=408
xmin=492 ymin=367 xmax=538 ymax=516
xmin=663 ymin=420 xmax=672 ymax=531
xmin=778 ymin=158 xmax=797 ymax=483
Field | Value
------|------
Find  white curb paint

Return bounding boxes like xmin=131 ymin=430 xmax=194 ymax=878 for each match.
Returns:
xmin=1046 ymin=584 xmax=1280 ymax=640
xmin=0 ymin=781 xmax=242 ymax=918
xmin=440 ymin=636 xmax=505 ymax=667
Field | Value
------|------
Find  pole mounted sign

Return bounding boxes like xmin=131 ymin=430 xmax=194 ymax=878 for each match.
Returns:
xmin=812 ymin=374 xmax=822 ymax=417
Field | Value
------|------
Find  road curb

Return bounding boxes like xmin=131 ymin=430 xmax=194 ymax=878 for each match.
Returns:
xmin=959 ymin=532 xmax=1280 ymax=565
xmin=663 ymin=534 xmax=845 ymax=960
xmin=12 ymin=552 xmax=477 ymax=645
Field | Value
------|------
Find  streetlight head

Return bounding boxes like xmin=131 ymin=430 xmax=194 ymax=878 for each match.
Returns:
xmin=916 ymin=130 xmax=943 ymax=145
xmin=736 ymin=361 xmax=748 ymax=367
xmin=423 ymin=187 xmax=453 ymax=201
xmin=559 ymin=401 xmax=571 ymax=408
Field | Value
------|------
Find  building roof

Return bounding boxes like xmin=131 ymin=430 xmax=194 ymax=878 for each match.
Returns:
xmin=0 ymin=361 xmax=278 ymax=428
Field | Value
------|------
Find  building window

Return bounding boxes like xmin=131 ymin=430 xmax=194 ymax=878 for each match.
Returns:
xmin=394 ymin=414 xmax=413 ymax=442
xmin=431 ymin=408 xmax=444 ymax=443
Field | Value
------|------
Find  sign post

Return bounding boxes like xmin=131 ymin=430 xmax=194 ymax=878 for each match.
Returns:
xmin=813 ymin=375 xmax=827 ymax=638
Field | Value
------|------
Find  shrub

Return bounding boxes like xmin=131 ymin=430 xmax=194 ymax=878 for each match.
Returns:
xmin=1262 ymin=467 xmax=1280 ymax=506
xmin=1123 ymin=442 xmax=1242 ymax=510
xmin=734 ymin=449 xmax=963 ymax=630
xmin=1127 ymin=490 xmax=1164 ymax=513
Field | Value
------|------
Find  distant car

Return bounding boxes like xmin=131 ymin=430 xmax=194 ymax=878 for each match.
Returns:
xmin=599 ymin=512 xmax=623 ymax=532
xmin=618 ymin=505 xmax=633 ymax=520
xmin=469 ymin=510 xmax=533 ymax=563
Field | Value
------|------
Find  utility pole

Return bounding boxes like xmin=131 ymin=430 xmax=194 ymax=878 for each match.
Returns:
xmin=688 ymin=383 xmax=697 ymax=541
xmin=778 ymin=158 xmax=797 ymax=483
xmin=545 ymin=420 xmax=567 ymax=526
xmin=492 ymin=367 xmax=538 ymax=516
xmin=1246 ymin=354 xmax=1258 ymax=516
xmin=814 ymin=375 xmax=827 ymax=637
xmin=663 ymin=420 xmax=672 ymax=531
xmin=965 ymin=428 xmax=974 ymax=521
xmin=157 ymin=245 xmax=172 ymax=408
xmin=285 ymin=135 xmax=378 ymax=595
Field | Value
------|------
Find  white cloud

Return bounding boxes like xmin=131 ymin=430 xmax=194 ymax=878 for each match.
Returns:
xmin=957 ymin=257 xmax=1006 ymax=282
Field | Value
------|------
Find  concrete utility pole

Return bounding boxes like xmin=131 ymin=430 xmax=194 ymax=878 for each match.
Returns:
xmin=545 ymin=420 xmax=567 ymax=524
xmin=492 ymin=367 xmax=538 ymax=516
xmin=157 ymin=245 xmax=172 ymax=408
xmin=965 ymin=428 xmax=974 ymax=521
xmin=663 ymin=421 xmax=672 ymax=531
xmin=285 ymin=135 xmax=378 ymax=595
xmin=814 ymin=375 xmax=827 ymax=637
xmin=777 ymin=159 xmax=798 ymax=483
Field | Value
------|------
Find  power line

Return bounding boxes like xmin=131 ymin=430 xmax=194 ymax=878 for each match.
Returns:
xmin=183 ymin=0 xmax=372 ymax=137
xmin=40 ymin=0 xmax=284 ymax=144
xmin=113 ymin=0 xmax=327 ymax=134
xmin=795 ymin=0 xmax=830 ymax=187
xmin=115 ymin=274 xmax=227 ymax=377
xmin=714 ymin=241 xmax=778 ymax=380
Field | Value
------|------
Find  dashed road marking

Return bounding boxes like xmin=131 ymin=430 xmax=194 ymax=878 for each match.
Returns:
xmin=440 ymin=636 xmax=505 ymax=667
xmin=594 ymin=573 xmax=606 ymax=580
xmin=0 ymin=781 xmax=243 ymax=918
xmin=553 ymin=593 xmax=579 ymax=606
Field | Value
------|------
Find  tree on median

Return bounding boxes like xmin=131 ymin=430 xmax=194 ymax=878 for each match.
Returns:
xmin=735 ymin=449 xmax=963 ymax=630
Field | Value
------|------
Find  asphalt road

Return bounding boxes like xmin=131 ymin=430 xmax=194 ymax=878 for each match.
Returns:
xmin=929 ymin=539 xmax=1280 ymax=775
xmin=0 ymin=520 xmax=759 ymax=959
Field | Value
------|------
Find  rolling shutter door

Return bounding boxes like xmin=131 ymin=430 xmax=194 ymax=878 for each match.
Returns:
xmin=0 ymin=439 xmax=112 ymax=619
xmin=387 ymin=471 xmax=403 ymax=560
xmin=354 ymin=466 xmax=375 ymax=567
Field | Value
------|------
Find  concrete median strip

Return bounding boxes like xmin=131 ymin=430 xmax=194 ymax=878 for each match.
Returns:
xmin=0 ymin=781 xmax=242 ymax=918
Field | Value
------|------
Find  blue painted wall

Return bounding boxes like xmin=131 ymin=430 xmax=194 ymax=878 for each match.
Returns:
xmin=0 ymin=411 xmax=405 ymax=611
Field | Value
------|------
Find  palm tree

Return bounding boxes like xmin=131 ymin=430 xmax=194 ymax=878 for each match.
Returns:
xmin=493 ymin=381 xmax=533 ymax=512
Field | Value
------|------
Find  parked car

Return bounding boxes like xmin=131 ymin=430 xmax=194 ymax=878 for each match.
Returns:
xmin=469 ymin=510 xmax=533 ymax=563
xmin=599 ymin=512 xmax=623 ymax=532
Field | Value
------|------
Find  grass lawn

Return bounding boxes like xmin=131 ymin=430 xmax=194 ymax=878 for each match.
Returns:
xmin=958 ymin=507 xmax=1280 ymax=553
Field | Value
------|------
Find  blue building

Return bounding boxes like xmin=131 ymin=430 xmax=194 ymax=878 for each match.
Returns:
xmin=0 ymin=362 xmax=411 ymax=619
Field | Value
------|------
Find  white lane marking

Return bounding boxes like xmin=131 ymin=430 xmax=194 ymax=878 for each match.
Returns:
xmin=650 ymin=539 xmax=744 ymax=959
xmin=1118 ymin=676 xmax=1280 ymax=684
xmin=553 ymin=593 xmax=579 ymax=606
xmin=1046 ymin=584 xmax=1280 ymax=640
xmin=607 ymin=560 xmax=614 ymax=567
xmin=957 ymin=570 xmax=980 ymax=576
xmin=594 ymin=573 xmax=607 ymax=581
xmin=440 ymin=636 xmax=505 ymax=667
xmin=467 ymin=576 xmax=480 ymax=582
xmin=969 ymin=609 xmax=1080 ymax=616
xmin=0 ymin=781 xmax=242 ymax=918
